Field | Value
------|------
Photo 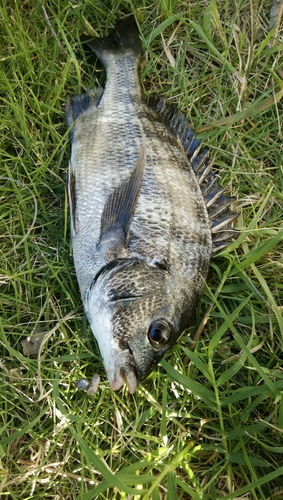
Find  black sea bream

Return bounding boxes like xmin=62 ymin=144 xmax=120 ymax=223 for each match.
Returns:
xmin=66 ymin=15 xmax=236 ymax=394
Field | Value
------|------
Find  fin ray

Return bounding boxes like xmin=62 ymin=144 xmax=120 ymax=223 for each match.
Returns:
xmin=99 ymin=144 xmax=146 ymax=257
xmin=153 ymin=98 xmax=237 ymax=253
xmin=67 ymin=161 xmax=76 ymax=237
xmin=66 ymin=88 xmax=103 ymax=139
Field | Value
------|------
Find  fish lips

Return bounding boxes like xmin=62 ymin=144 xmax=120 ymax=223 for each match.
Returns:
xmin=85 ymin=258 xmax=173 ymax=393
xmin=108 ymin=312 xmax=175 ymax=391
xmin=85 ymin=300 xmax=140 ymax=394
xmin=108 ymin=322 xmax=173 ymax=392
xmin=109 ymin=349 xmax=139 ymax=394
xmin=127 ymin=329 xmax=173 ymax=383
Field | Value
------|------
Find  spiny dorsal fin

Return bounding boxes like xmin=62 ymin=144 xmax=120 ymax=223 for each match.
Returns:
xmin=98 ymin=143 xmax=146 ymax=259
xmin=152 ymin=97 xmax=238 ymax=253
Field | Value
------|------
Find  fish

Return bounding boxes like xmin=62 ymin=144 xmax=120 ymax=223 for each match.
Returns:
xmin=66 ymin=15 xmax=236 ymax=394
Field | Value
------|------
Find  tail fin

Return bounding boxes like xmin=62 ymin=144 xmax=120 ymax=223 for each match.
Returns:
xmin=81 ymin=15 xmax=141 ymax=65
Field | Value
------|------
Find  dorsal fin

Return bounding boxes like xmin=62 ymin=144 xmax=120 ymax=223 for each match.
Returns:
xmin=151 ymin=97 xmax=238 ymax=253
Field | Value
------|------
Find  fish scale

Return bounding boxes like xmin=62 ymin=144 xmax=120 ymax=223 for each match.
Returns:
xmin=66 ymin=15 xmax=236 ymax=393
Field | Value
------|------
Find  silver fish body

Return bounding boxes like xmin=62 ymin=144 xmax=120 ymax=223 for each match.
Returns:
xmin=66 ymin=16 xmax=235 ymax=393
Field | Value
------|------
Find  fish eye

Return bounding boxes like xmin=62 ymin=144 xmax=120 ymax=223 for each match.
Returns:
xmin=148 ymin=320 xmax=171 ymax=349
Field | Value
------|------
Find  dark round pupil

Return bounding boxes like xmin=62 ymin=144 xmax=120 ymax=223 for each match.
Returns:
xmin=150 ymin=327 xmax=163 ymax=343
xmin=148 ymin=320 xmax=171 ymax=348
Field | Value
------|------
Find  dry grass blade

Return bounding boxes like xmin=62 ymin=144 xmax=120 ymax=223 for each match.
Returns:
xmin=197 ymin=82 xmax=283 ymax=132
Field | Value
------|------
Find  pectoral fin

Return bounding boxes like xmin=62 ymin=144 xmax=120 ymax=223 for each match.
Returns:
xmin=99 ymin=143 xmax=146 ymax=257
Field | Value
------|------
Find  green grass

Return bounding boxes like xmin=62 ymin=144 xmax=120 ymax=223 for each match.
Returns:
xmin=1 ymin=0 xmax=283 ymax=498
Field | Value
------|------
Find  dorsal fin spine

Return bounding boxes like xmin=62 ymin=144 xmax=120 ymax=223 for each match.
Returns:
xmin=152 ymin=98 xmax=237 ymax=253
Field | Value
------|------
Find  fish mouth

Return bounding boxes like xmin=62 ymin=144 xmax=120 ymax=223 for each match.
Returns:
xmin=108 ymin=349 xmax=139 ymax=394
xmin=85 ymin=286 xmax=139 ymax=394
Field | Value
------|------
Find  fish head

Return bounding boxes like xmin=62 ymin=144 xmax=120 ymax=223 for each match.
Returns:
xmin=84 ymin=258 xmax=195 ymax=393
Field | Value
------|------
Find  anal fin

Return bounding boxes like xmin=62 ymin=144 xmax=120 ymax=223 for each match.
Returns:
xmin=66 ymin=88 xmax=103 ymax=139
xmin=67 ymin=161 xmax=76 ymax=237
